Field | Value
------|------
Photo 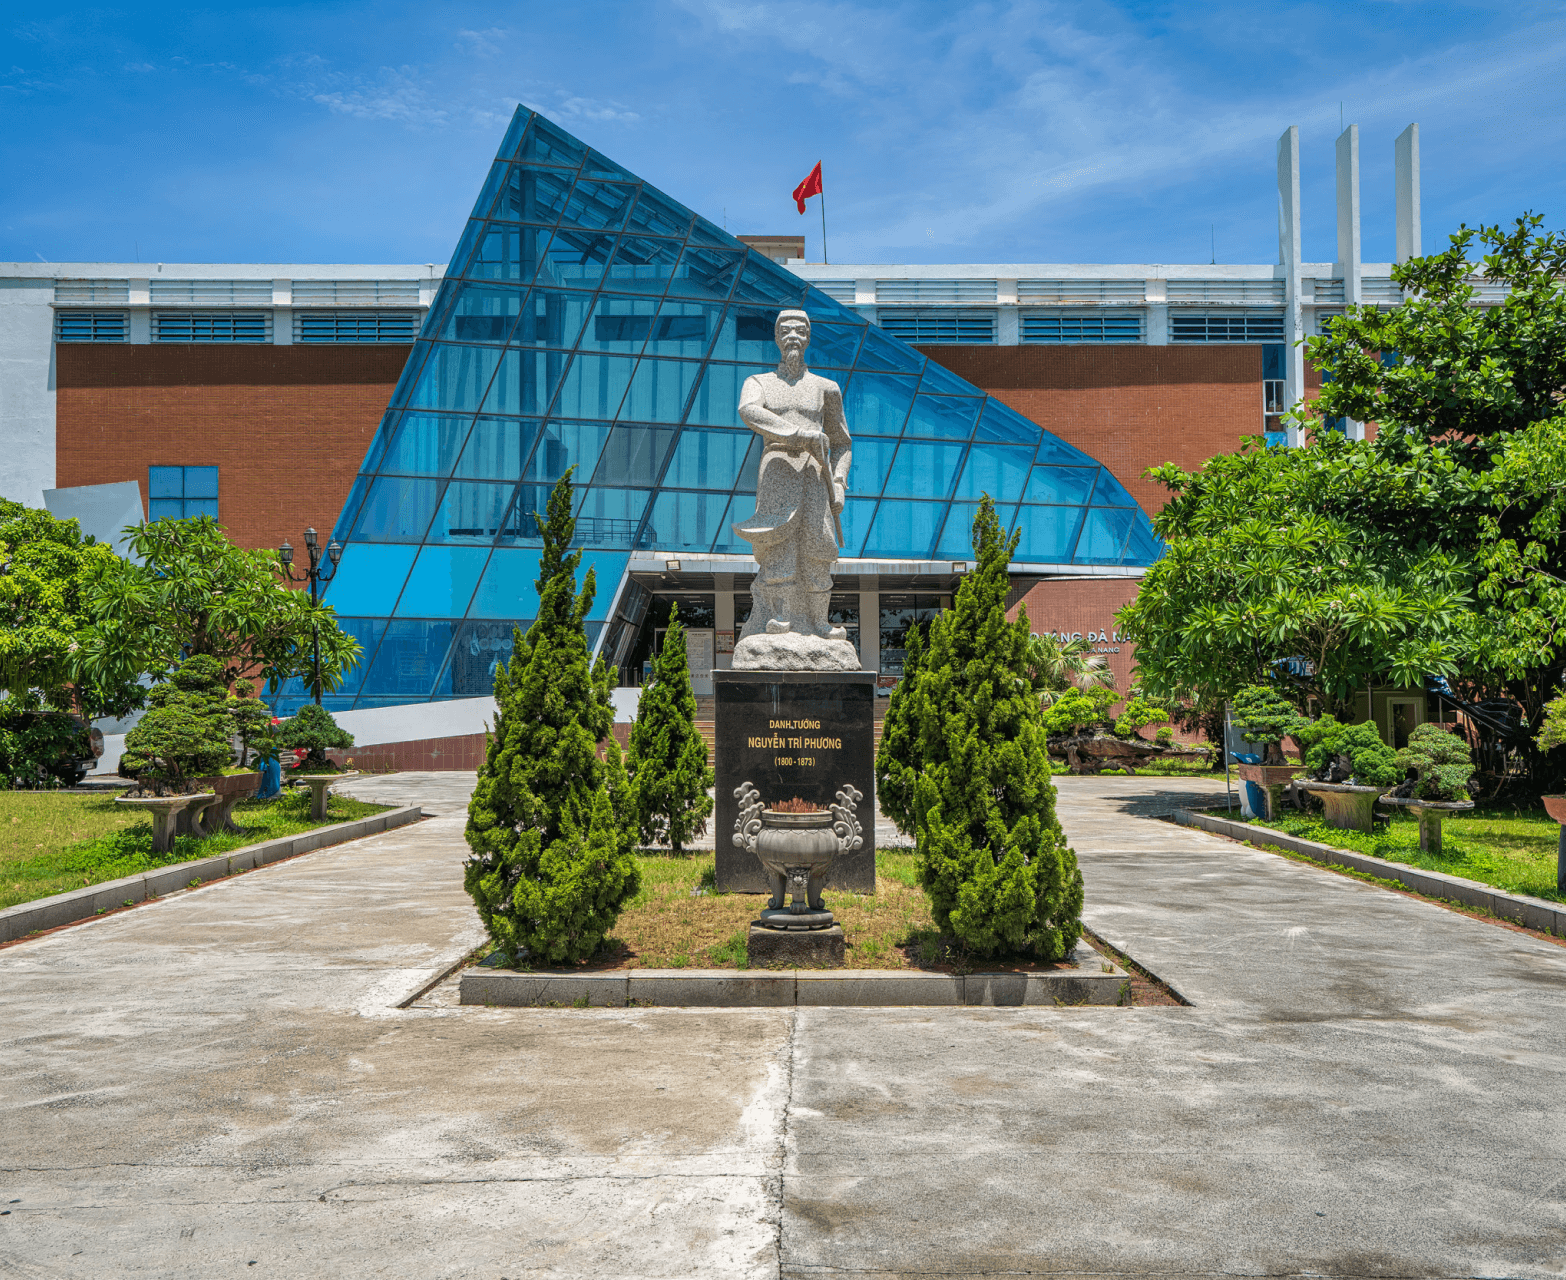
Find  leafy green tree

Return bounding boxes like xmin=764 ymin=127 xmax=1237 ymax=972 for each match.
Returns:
xmin=875 ymin=621 xmax=925 ymax=837
xmin=226 ymin=680 xmax=277 ymax=770
xmin=1300 ymin=719 xmax=1400 ymax=787
xmin=276 ymin=703 xmax=353 ymax=771
xmin=463 ymin=470 xmax=639 ymax=965
xmin=900 ymin=497 xmax=1083 ymax=960
xmin=1229 ymin=685 xmax=1309 ymax=765
xmin=1040 ymin=686 xmax=1119 ymax=737
xmin=1396 ymin=724 xmax=1475 ymax=801
xmin=626 ymin=603 xmax=714 ymax=852
xmin=0 ymin=707 xmax=94 ymax=790
xmin=78 ymin=514 xmax=361 ymax=695
xmin=1022 ymin=632 xmax=1115 ymax=707
xmin=1112 ymin=693 xmax=1170 ymax=739
xmin=120 ymin=655 xmax=235 ymax=793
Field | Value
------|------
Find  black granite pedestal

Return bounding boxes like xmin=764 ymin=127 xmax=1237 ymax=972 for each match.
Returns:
xmin=714 ymin=669 xmax=877 ymax=893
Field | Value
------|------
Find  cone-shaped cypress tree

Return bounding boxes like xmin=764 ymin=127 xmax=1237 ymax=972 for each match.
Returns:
xmin=463 ymin=469 xmax=639 ymax=964
xmin=627 ymin=603 xmax=714 ymax=853
xmin=906 ymin=497 xmax=1084 ymax=959
xmin=875 ymin=621 xmax=925 ymax=836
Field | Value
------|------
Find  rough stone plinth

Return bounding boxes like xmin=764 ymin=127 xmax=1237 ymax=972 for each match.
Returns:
xmin=732 ymin=632 xmax=860 ymax=671
xmin=747 ymin=923 xmax=845 ymax=968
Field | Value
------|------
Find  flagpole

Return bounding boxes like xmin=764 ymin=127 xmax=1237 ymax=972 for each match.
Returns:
xmin=819 ymin=164 xmax=828 ymax=264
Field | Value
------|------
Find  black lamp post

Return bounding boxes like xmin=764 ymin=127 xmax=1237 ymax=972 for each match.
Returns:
xmin=278 ymin=527 xmax=342 ymax=705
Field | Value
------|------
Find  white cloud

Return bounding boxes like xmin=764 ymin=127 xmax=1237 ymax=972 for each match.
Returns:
xmin=455 ymin=28 xmax=506 ymax=58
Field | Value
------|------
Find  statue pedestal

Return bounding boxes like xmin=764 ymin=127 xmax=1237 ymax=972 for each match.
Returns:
xmin=747 ymin=923 xmax=845 ymax=968
xmin=714 ymin=669 xmax=876 ymax=894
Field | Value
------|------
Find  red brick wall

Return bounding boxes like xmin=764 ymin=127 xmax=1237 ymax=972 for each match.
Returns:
xmin=1007 ymin=575 xmax=1143 ymax=699
xmin=55 ymin=345 xmax=410 ymax=552
xmin=919 ymin=344 xmax=1263 ymax=516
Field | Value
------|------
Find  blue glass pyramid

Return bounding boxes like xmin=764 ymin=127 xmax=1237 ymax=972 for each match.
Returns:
xmin=311 ymin=107 xmax=1161 ymax=711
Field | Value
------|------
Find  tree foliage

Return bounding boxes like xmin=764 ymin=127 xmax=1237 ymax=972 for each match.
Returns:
xmin=626 ymin=604 xmax=714 ymax=853
xmin=276 ymin=703 xmax=353 ymax=770
xmin=120 ymin=655 xmax=235 ymax=793
xmin=227 ymin=680 xmax=276 ymax=770
xmin=462 ymin=471 xmax=639 ymax=965
xmin=1299 ymin=718 xmax=1400 ymax=788
xmin=875 ymin=621 xmax=925 ymax=837
xmin=1396 ymin=724 xmax=1475 ymax=801
xmin=1229 ymin=684 xmax=1308 ymax=764
xmin=1022 ymin=633 xmax=1115 ymax=706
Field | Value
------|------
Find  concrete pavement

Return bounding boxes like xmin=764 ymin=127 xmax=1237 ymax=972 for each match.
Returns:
xmin=0 ymin=770 xmax=1562 ymax=1277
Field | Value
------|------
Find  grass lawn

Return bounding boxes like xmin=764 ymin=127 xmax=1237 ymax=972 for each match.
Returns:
xmin=1236 ymin=806 xmax=1563 ymax=904
xmin=1 ymin=787 xmax=391 ymax=911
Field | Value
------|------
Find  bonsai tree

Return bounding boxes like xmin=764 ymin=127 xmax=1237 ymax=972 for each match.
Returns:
xmin=1301 ymin=719 xmax=1400 ymax=788
xmin=1230 ymin=685 xmax=1307 ymax=765
xmin=626 ymin=603 xmax=714 ymax=853
xmin=875 ymin=621 xmax=926 ymax=837
xmin=275 ymin=703 xmax=354 ymax=772
xmin=902 ymin=496 xmax=1084 ymax=960
xmin=1536 ymin=695 xmax=1566 ymax=752
xmin=463 ymin=469 xmax=639 ymax=965
xmin=227 ymin=679 xmax=277 ymax=770
xmin=1113 ymin=691 xmax=1170 ymax=740
xmin=1040 ymin=686 xmax=1119 ymax=738
xmin=1396 ymin=724 xmax=1475 ymax=801
xmin=119 ymin=655 xmax=235 ymax=794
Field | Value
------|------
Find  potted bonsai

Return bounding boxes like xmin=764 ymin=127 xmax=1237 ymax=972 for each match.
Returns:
xmin=276 ymin=703 xmax=358 ymax=818
xmin=1534 ymin=696 xmax=1566 ymax=893
xmin=1042 ymin=686 xmax=1172 ymax=775
xmin=1378 ymin=723 xmax=1475 ymax=854
xmin=1295 ymin=717 xmax=1400 ymax=832
xmin=1228 ymin=685 xmax=1306 ymax=818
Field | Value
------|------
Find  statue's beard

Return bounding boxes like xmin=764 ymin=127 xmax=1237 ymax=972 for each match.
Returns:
xmin=778 ymin=346 xmax=805 ymax=377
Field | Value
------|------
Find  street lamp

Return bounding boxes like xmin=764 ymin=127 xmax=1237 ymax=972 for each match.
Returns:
xmin=278 ymin=527 xmax=343 ymax=705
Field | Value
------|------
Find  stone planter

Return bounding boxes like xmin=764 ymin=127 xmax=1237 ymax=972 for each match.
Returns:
xmin=290 ymin=770 xmax=360 ymax=820
xmin=114 ymin=793 xmax=217 ymax=854
xmin=1233 ymin=763 xmax=1300 ymax=820
xmin=1541 ymin=796 xmax=1566 ymax=893
xmin=1300 ymin=781 xmax=1390 ymax=833
xmin=1378 ymin=794 xmax=1474 ymax=855
xmin=187 ymin=771 xmax=262 ymax=836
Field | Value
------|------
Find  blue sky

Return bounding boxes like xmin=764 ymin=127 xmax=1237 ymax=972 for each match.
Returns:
xmin=3 ymin=1 xmax=1563 ymax=269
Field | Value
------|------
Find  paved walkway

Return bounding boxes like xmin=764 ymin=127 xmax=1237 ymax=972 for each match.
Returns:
xmin=0 ymin=771 xmax=1562 ymax=1277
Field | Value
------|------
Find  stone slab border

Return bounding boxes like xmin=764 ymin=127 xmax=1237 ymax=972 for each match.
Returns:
xmin=0 ymin=806 xmax=424 ymax=944
xmin=459 ymin=959 xmax=1131 ymax=1009
xmin=1174 ymin=807 xmax=1566 ymax=937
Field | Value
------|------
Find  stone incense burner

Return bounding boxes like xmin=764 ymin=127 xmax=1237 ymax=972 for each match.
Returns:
xmin=732 ymin=784 xmax=863 ymax=931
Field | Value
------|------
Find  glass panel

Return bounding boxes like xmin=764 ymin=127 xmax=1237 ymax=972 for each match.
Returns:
xmin=514 ymin=287 xmax=592 ymax=349
xmin=427 ymin=481 xmax=516 ymax=543
xmin=148 ymin=466 xmax=183 ymax=498
xmin=904 ymin=394 xmax=981 ymax=440
xmin=494 ymin=164 xmax=576 ymax=223
xmin=350 ymin=476 xmax=441 ymax=543
xmin=583 ymin=148 xmax=636 ymax=182
xmin=184 ymin=466 xmax=219 ymax=499
xmin=882 ymin=441 xmax=966 ymax=500
xmin=847 ymin=437 xmax=898 ymax=496
xmin=1075 ymin=507 xmax=1135 ymax=564
xmin=733 ymin=435 xmax=761 ymax=492
xmin=481 ymin=347 xmax=570 ymax=417
xmin=532 ymin=228 xmax=617 ymax=289
xmin=394 ymin=546 xmax=489 ymax=616
xmin=805 ymin=321 xmax=862 ymax=369
xmin=408 ymin=343 xmax=502 ymax=414
xmin=707 ymin=305 xmax=782 ymax=363
xmin=934 ymin=502 xmax=992 ymax=559
xmin=844 ymin=370 xmax=917 ymax=436
xmin=579 ymin=296 xmax=660 ymax=354
xmin=437 ymin=282 xmax=524 ymax=344
xmin=573 ymin=487 xmax=650 ymax=548
xmin=954 ymin=442 xmax=1031 ymax=501
xmin=329 ymin=474 xmax=370 ymax=546
xmin=519 ymin=117 xmax=586 ymax=168
xmin=687 ymin=362 xmax=772 ymax=427
xmin=470 ymin=548 xmax=544 ymax=618
xmin=525 ymin=419 xmax=613 ymax=485
xmin=552 ymin=353 xmax=637 ymax=419
xmin=1121 ymin=517 xmax=1163 ymax=566
xmin=1090 ymin=468 xmax=1139 ymax=507
xmin=454 ymin=417 xmax=540 ymax=482
xmin=803 ymin=288 xmax=865 ymax=324
xmin=664 ymin=427 xmax=751 ymax=490
xmin=711 ymin=494 xmax=757 ymax=554
xmin=561 ymin=179 xmax=638 ymax=232
xmin=605 ymin=236 xmax=683 ymax=293
xmin=325 ymin=617 xmax=385 ymax=696
xmin=448 ymin=219 xmax=486 ymax=279
xmin=386 ymin=339 xmax=432 ymax=408
xmin=186 ymin=498 xmax=219 ymax=520
xmin=737 ymin=257 xmax=805 ymax=308
xmin=667 ymin=245 xmax=743 ymax=301
xmin=321 ymin=543 xmax=418 ymax=615
xmin=360 ymin=620 xmax=458 ymax=700
xmin=449 ymin=620 xmax=526 ymax=696
xmin=470 ymin=160 xmax=509 ymax=220
xmin=642 ymin=490 xmax=730 ymax=550
xmin=687 ymin=220 xmax=741 ymax=249
xmin=856 ymin=325 xmax=925 ymax=375
xmin=622 ymin=356 xmax=702 ymax=423
xmin=578 ymin=551 xmax=630 ymax=622
xmin=359 ymin=413 xmax=397 ymax=477
xmin=861 ymin=499 xmax=942 ymax=559
xmin=916 ymin=359 xmax=972 ymax=396
xmin=644 ymin=299 xmax=720 ymax=357
xmin=1011 ymin=505 xmax=1085 ymax=563
xmin=838 ymin=495 xmax=876 ymax=557
xmin=496 ymin=110 xmax=528 ymax=161
xmin=592 ymin=424 xmax=676 ymax=486
xmin=624 ymin=187 xmax=694 ymax=239
xmin=1024 ymin=466 xmax=1097 ymax=506
xmin=379 ymin=413 xmax=471 ymax=478
xmin=148 ymin=499 xmax=182 ymax=521
xmin=463 ymin=222 xmax=551 ymax=283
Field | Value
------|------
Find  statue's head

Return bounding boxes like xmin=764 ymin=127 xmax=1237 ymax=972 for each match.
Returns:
xmin=774 ymin=309 xmax=811 ymax=360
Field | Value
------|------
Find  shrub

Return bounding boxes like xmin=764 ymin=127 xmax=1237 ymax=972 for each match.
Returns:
xmin=1537 ymin=695 xmax=1566 ymax=753
xmin=1155 ymin=726 xmax=1175 ymax=747
xmin=1303 ymin=719 xmax=1400 ymax=787
xmin=0 ymin=704 xmax=93 ymax=790
xmin=227 ymin=679 xmax=277 ymax=770
xmin=899 ymin=496 xmax=1083 ymax=960
xmin=1040 ymin=686 xmax=1118 ymax=737
xmin=1396 ymin=723 xmax=1474 ymax=801
xmin=1230 ymin=685 xmax=1307 ymax=764
xmin=120 ymin=655 xmax=235 ymax=794
xmin=1113 ymin=692 xmax=1170 ymax=739
xmin=627 ymin=603 xmax=714 ymax=853
xmin=275 ymin=703 xmax=353 ymax=770
xmin=463 ymin=470 xmax=639 ymax=965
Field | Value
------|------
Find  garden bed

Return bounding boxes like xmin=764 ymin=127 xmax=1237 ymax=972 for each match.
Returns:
xmin=1 ymin=788 xmax=391 ymax=910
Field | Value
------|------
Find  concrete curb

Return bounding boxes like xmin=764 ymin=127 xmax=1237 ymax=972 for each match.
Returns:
xmin=458 ymin=950 xmax=1131 ymax=1009
xmin=1173 ymin=807 xmax=1566 ymax=937
xmin=0 ymin=805 xmax=424 ymax=944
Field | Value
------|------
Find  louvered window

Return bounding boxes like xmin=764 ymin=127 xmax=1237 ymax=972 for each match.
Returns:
xmin=812 ymin=280 xmax=856 ymax=305
xmin=54 ymin=279 xmax=130 ymax=304
xmin=154 ymin=312 xmax=271 ymax=342
xmin=1167 ymin=279 xmax=1286 ymax=305
xmin=1016 ymin=279 xmax=1145 ymax=304
xmin=878 ymin=309 xmax=995 ymax=344
xmin=875 ymin=279 xmax=997 ymax=304
xmin=1021 ymin=313 xmax=1142 ymax=343
xmin=1361 ymin=277 xmax=1402 ymax=305
xmin=1171 ymin=312 xmax=1285 ymax=342
xmin=150 ymin=279 xmax=273 ymax=306
xmin=291 ymin=279 xmax=422 ymax=307
xmin=56 ymin=311 xmax=128 ymax=342
xmin=295 ymin=311 xmax=421 ymax=343
xmin=1309 ymin=278 xmax=1345 ymax=305
xmin=1316 ymin=311 xmax=1342 ymax=335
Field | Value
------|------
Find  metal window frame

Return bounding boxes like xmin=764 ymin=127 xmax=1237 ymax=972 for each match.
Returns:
xmin=55 ymin=310 xmax=129 ymax=342
xmin=1019 ymin=310 xmax=1143 ymax=343
xmin=1170 ymin=311 xmax=1285 ymax=343
xmin=153 ymin=311 xmax=273 ymax=343
xmin=877 ymin=308 xmax=996 ymax=345
xmin=294 ymin=309 xmax=423 ymax=343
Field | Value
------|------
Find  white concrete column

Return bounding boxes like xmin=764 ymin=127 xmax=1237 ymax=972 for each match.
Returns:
xmin=127 ymin=280 xmax=151 ymax=344
xmin=272 ymin=280 xmax=293 ymax=346
xmin=1335 ymin=125 xmax=1362 ymax=308
xmin=1396 ymin=124 xmax=1421 ymax=265
xmin=858 ymin=576 xmax=879 ymax=674
xmin=0 ymin=277 xmax=57 ymax=505
xmin=1277 ymin=126 xmax=1305 ymax=446
xmin=997 ymin=307 xmax=1019 ymax=345
xmin=1145 ymin=279 xmax=1167 ymax=345
xmin=714 ymin=582 xmax=735 ymax=671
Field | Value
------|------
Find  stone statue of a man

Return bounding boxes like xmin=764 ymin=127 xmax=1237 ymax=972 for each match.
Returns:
xmin=731 ymin=309 xmax=860 ymax=671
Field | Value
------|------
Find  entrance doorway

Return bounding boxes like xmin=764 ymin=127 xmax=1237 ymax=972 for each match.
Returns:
xmin=1388 ymin=697 xmax=1422 ymax=749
